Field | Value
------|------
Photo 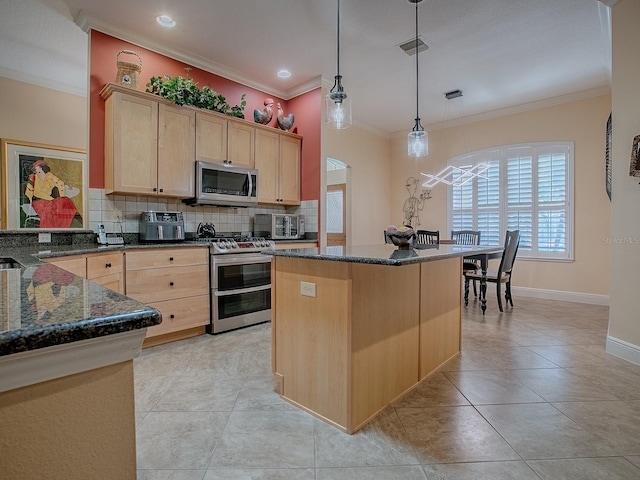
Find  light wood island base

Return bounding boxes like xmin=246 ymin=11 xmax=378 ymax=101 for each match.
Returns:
xmin=272 ymin=255 xmax=462 ymax=434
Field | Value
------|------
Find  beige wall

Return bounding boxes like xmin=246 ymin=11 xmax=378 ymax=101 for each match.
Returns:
xmin=323 ymin=125 xmax=391 ymax=246
xmin=389 ymin=94 xmax=612 ymax=296
xmin=609 ymin=0 xmax=640 ymax=354
xmin=0 ymin=77 xmax=87 ymax=149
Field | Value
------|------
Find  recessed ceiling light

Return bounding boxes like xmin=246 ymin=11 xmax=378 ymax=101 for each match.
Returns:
xmin=156 ymin=15 xmax=176 ymax=28
xmin=277 ymin=70 xmax=291 ymax=78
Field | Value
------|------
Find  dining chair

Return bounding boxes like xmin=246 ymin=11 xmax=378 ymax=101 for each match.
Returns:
xmin=463 ymin=229 xmax=520 ymax=312
xmin=452 ymin=230 xmax=482 ymax=294
xmin=415 ymin=229 xmax=439 ymax=248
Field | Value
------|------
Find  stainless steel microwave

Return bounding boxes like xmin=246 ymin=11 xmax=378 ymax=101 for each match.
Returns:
xmin=184 ymin=161 xmax=258 ymax=207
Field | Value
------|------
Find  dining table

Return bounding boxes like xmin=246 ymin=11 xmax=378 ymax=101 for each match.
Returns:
xmin=461 ymin=246 xmax=504 ymax=314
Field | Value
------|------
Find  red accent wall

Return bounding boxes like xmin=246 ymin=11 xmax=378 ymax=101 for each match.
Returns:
xmin=89 ymin=30 xmax=307 ymax=188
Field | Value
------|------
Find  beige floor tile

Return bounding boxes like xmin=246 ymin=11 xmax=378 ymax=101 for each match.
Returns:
xmin=153 ymin=374 xmax=244 ymax=411
xmin=314 ymin=408 xmax=419 ymax=468
xmin=203 ymin=468 xmax=315 ymax=479
xmin=316 ymin=466 xmax=428 ymax=479
xmin=526 ymin=457 xmax=640 ymax=479
xmin=437 ymin=348 xmax=499 ymax=372
xmin=137 ymin=470 xmax=206 ymax=480
xmin=136 ymin=411 xmax=229 ymax=469
xmin=527 ymin=344 xmax=624 ymax=368
xmin=626 ymin=456 xmax=640 ymax=468
xmin=232 ymin=375 xmax=297 ymax=411
xmin=443 ymin=370 xmax=545 ymax=404
xmin=551 ymin=400 xmax=640 ymax=454
xmin=394 ymin=372 xmax=470 ymax=407
xmin=509 ymin=368 xmax=622 ymax=402
xmin=396 ymin=405 xmax=520 ymax=463
xmin=477 ymin=403 xmax=618 ymax=459
xmin=135 ymin=374 xmax=179 ymax=412
xmin=480 ymin=345 xmax=561 ymax=369
xmin=422 ymin=461 xmax=540 ymax=479
xmin=208 ymin=410 xmax=315 ymax=469
xmin=566 ymin=366 xmax=640 ymax=400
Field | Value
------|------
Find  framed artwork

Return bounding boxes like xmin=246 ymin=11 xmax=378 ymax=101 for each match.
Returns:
xmin=1 ymin=139 xmax=87 ymax=230
xmin=629 ymin=134 xmax=640 ymax=178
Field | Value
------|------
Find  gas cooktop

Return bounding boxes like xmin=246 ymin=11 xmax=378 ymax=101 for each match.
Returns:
xmin=193 ymin=234 xmax=275 ymax=254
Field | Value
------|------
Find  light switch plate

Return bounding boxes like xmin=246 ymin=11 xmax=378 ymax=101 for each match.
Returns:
xmin=300 ymin=281 xmax=316 ymax=297
xmin=38 ymin=232 xmax=51 ymax=243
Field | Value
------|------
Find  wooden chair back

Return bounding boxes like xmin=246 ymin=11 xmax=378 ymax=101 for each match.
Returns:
xmin=451 ymin=230 xmax=481 ymax=246
xmin=416 ymin=230 xmax=440 ymax=245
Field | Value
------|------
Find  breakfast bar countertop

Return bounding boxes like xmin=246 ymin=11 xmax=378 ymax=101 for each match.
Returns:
xmin=0 ymin=244 xmax=163 ymax=358
xmin=269 ymin=243 xmax=501 ymax=266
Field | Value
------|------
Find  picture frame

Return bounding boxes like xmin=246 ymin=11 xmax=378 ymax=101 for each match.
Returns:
xmin=1 ymin=139 xmax=87 ymax=230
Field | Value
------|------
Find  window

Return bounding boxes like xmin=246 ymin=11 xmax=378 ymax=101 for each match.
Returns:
xmin=448 ymin=143 xmax=573 ymax=260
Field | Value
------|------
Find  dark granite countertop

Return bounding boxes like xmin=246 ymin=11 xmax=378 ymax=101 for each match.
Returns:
xmin=0 ymin=239 xmax=210 ymax=356
xmin=269 ymin=244 xmax=502 ymax=266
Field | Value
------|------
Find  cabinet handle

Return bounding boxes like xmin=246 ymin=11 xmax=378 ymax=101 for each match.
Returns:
xmin=169 ymin=257 xmax=174 ymax=261
xmin=153 ymin=187 xmax=157 ymax=192
xmin=105 ymin=263 xmax=111 ymax=268
xmin=159 ymin=188 xmax=164 ymax=193
xmin=169 ymin=281 xmax=174 ymax=286
xmin=170 ymin=314 xmax=175 ymax=319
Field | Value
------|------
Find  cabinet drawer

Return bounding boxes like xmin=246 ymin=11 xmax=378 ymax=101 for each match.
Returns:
xmin=46 ymin=255 xmax=87 ymax=277
xmin=146 ymin=294 xmax=210 ymax=337
xmin=126 ymin=264 xmax=209 ymax=303
xmin=87 ymin=252 xmax=124 ymax=278
xmin=126 ymin=248 xmax=208 ymax=270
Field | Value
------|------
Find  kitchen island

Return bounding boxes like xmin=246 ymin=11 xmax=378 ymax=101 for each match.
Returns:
xmin=0 ymin=240 xmax=162 ymax=480
xmin=270 ymin=243 xmax=497 ymax=434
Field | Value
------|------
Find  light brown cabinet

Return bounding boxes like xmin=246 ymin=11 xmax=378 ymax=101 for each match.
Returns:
xmin=254 ymin=130 xmax=301 ymax=205
xmin=102 ymin=84 xmax=195 ymax=198
xmin=227 ymin=118 xmax=255 ymax=168
xmin=125 ymin=247 xmax=209 ymax=342
xmin=195 ymin=111 xmax=227 ymax=163
xmin=46 ymin=251 xmax=125 ymax=294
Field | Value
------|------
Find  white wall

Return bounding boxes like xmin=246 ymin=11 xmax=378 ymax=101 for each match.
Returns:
xmin=608 ymin=0 xmax=640 ymax=364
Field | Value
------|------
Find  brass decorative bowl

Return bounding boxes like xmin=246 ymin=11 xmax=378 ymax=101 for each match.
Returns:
xmin=387 ymin=231 xmax=415 ymax=250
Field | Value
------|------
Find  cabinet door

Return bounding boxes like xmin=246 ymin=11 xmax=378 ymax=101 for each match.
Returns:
xmin=87 ymin=252 xmax=125 ymax=294
xmin=279 ymin=136 xmax=301 ymax=205
xmin=46 ymin=255 xmax=87 ymax=277
xmin=196 ymin=111 xmax=227 ymax=162
xmin=126 ymin=264 xmax=210 ymax=303
xmin=146 ymin=294 xmax=210 ymax=337
xmin=228 ymin=119 xmax=255 ymax=168
xmin=254 ymin=129 xmax=279 ymax=203
xmin=157 ymin=103 xmax=196 ymax=197
xmin=106 ymin=92 xmax=158 ymax=195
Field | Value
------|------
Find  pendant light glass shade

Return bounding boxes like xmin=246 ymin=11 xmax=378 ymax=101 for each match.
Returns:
xmin=326 ymin=0 xmax=352 ymax=129
xmin=408 ymin=122 xmax=428 ymax=157
xmin=408 ymin=0 xmax=427 ymax=157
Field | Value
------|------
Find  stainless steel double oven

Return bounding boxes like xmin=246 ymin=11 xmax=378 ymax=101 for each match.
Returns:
xmin=208 ymin=237 xmax=274 ymax=334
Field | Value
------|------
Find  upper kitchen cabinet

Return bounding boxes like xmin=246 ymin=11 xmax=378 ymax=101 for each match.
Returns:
xmin=101 ymin=84 xmax=195 ymax=197
xmin=254 ymin=129 xmax=301 ymax=205
xmin=227 ymin=118 xmax=255 ymax=168
xmin=195 ymin=110 xmax=227 ymax=163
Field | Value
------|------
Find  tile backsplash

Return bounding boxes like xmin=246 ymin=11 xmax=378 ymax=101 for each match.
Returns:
xmin=89 ymin=188 xmax=318 ymax=236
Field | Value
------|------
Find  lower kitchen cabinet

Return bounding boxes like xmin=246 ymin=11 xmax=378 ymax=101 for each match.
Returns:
xmin=46 ymin=251 xmax=125 ymax=294
xmin=125 ymin=247 xmax=210 ymax=345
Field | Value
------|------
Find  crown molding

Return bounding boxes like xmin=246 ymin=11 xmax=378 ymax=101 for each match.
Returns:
xmin=76 ymin=10 xmax=310 ymax=100
xmin=394 ymin=85 xmax=612 ymax=135
xmin=0 ymin=66 xmax=87 ymax=97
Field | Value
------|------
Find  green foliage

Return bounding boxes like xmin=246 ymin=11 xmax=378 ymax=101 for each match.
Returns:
xmin=146 ymin=75 xmax=246 ymax=119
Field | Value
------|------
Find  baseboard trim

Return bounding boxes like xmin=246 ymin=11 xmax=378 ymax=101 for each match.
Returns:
xmin=606 ymin=336 xmax=640 ymax=366
xmin=511 ymin=286 xmax=609 ymax=306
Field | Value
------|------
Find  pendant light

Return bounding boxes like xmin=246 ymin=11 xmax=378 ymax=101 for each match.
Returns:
xmin=326 ymin=0 xmax=352 ymax=129
xmin=408 ymin=0 xmax=428 ymax=157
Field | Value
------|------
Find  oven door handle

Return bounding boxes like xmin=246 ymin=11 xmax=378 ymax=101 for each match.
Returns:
xmin=214 ymin=284 xmax=271 ymax=297
xmin=213 ymin=255 xmax=272 ymax=266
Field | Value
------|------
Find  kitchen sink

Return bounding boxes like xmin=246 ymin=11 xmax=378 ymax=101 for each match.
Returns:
xmin=0 ymin=257 xmax=23 ymax=269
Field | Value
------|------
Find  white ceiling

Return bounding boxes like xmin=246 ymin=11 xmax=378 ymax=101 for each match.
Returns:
xmin=0 ymin=0 xmax=612 ymax=136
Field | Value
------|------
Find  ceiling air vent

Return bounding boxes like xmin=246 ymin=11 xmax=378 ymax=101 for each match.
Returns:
xmin=398 ymin=37 xmax=428 ymax=56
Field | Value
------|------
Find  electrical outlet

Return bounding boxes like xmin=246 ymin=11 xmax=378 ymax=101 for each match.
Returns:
xmin=38 ymin=232 xmax=51 ymax=243
xmin=300 ymin=281 xmax=316 ymax=297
